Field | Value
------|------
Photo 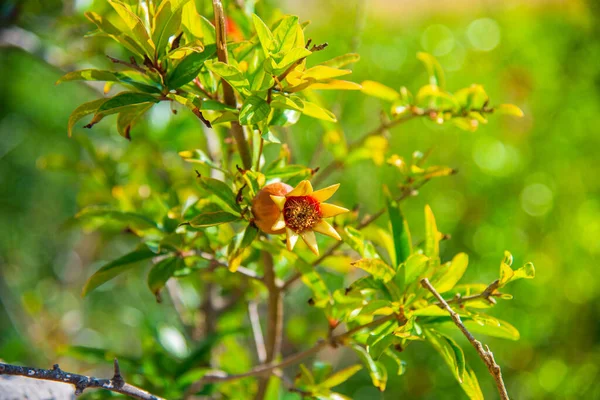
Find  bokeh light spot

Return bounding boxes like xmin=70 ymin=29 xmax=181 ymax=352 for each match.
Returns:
xmin=421 ymin=24 xmax=455 ymax=56
xmin=520 ymin=183 xmax=553 ymax=217
xmin=467 ymin=18 xmax=501 ymax=51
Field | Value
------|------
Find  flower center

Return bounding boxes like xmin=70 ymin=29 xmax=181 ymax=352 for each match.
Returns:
xmin=283 ymin=196 xmax=322 ymax=233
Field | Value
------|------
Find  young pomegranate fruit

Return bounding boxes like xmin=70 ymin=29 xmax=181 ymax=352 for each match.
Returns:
xmin=251 ymin=180 xmax=348 ymax=255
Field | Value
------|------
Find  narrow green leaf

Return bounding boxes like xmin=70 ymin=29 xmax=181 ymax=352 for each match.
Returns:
xmin=463 ymin=318 xmax=520 ymax=341
xmin=239 ymin=95 xmax=271 ymax=125
xmin=293 ymin=256 xmax=331 ymax=307
xmin=97 ymin=92 xmax=160 ymax=115
xmin=425 ymin=329 xmax=465 ymax=383
xmin=303 ymin=66 xmax=352 ymax=81
xmin=67 ymin=98 xmax=107 ymax=137
xmin=301 ymin=100 xmax=337 ymax=122
xmin=461 ymin=364 xmax=485 ymax=400
xmin=148 ymin=257 xmax=181 ymax=300
xmin=196 ymin=176 xmax=241 ymax=215
xmin=240 ymin=223 xmax=259 ymax=249
xmin=320 ymin=365 xmax=362 ymax=389
xmin=387 ymin=196 xmax=412 ymax=271
xmin=252 ymin=14 xmax=275 ymax=56
xmin=272 ymin=15 xmax=299 ymax=53
xmin=424 ymin=205 xmax=440 ymax=259
xmin=167 ymin=44 xmax=216 ymax=89
xmin=417 ymin=52 xmax=446 ymax=89
xmin=117 ymin=102 xmax=153 ymax=140
xmin=361 ymin=80 xmax=399 ymax=102
xmin=321 ymin=53 xmax=360 ymax=69
xmin=351 ymin=259 xmax=396 ymax=283
xmin=85 ymin=11 xmax=146 ymax=56
xmin=433 ymin=252 xmax=469 ymax=293
xmin=404 ymin=254 xmax=430 ymax=286
xmin=352 ymin=345 xmax=387 ymax=391
xmin=188 ymin=211 xmax=240 ymax=227
xmin=82 ymin=247 xmax=156 ymax=296
xmin=75 ymin=206 xmax=159 ymax=230
xmin=383 ymin=349 xmax=406 ymax=376
xmin=109 ymin=0 xmax=155 ymax=56
xmin=205 ymin=60 xmax=250 ymax=92
xmin=495 ymin=104 xmax=524 ymax=117
xmin=153 ymin=0 xmax=188 ymax=58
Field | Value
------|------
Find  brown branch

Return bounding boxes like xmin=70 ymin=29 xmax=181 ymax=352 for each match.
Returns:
xmin=106 ymin=55 xmax=146 ymax=73
xmin=212 ymin=0 xmax=252 ymax=170
xmin=185 ymin=314 xmax=397 ymax=394
xmin=0 ymin=359 xmax=163 ymax=400
xmin=420 ymin=278 xmax=510 ymax=400
xmin=442 ymin=279 xmax=502 ymax=307
xmin=248 ymin=301 xmax=267 ymax=363
xmin=255 ymin=252 xmax=283 ymax=400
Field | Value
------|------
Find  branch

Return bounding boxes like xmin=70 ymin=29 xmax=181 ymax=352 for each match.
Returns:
xmin=420 ymin=278 xmax=510 ymax=400
xmin=248 ymin=301 xmax=267 ymax=363
xmin=255 ymin=252 xmax=283 ymax=400
xmin=0 ymin=359 xmax=163 ymax=400
xmin=212 ymin=0 xmax=252 ymax=170
xmin=442 ymin=279 xmax=502 ymax=307
xmin=185 ymin=313 xmax=397 ymax=394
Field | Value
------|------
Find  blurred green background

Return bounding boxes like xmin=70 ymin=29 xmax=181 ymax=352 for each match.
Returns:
xmin=1 ymin=0 xmax=599 ymax=399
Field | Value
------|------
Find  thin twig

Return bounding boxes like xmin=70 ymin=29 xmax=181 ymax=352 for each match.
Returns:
xmin=248 ymin=301 xmax=267 ymax=363
xmin=0 ymin=359 xmax=163 ymax=400
xmin=212 ymin=0 xmax=252 ymax=170
xmin=420 ymin=278 xmax=510 ymax=400
xmin=106 ymin=55 xmax=146 ymax=73
xmin=442 ymin=279 xmax=502 ymax=307
xmin=186 ymin=314 xmax=397 ymax=393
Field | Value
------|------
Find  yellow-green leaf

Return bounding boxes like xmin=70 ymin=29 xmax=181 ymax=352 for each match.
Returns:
xmin=495 ymin=103 xmax=524 ymax=117
xmin=188 ymin=211 xmax=240 ymax=227
xmin=361 ymin=80 xmax=399 ymax=102
xmin=351 ymin=259 xmax=396 ymax=283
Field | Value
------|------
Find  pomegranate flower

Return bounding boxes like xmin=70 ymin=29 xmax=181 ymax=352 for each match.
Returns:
xmin=266 ymin=180 xmax=349 ymax=255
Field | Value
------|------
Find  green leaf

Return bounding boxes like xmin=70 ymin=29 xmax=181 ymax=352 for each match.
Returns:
xmin=387 ymin=196 xmax=412 ymax=266
xmin=205 ymin=60 xmax=250 ymax=92
xmin=424 ymin=205 xmax=440 ymax=259
xmin=252 ymin=14 xmax=275 ymax=56
xmin=67 ymin=98 xmax=107 ymax=137
xmin=108 ymin=0 xmax=155 ymax=56
xmin=463 ymin=317 xmax=520 ymax=341
xmin=240 ymin=223 xmax=259 ymax=249
xmin=75 ymin=206 xmax=159 ymax=231
xmin=351 ymin=259 xmax=396 ymax=283
xmin=188 ymin=211 xmax=241 ymax=228
xmin=343 ymin=227 xmax=378 ymax=259
xmin=117 ymin=102 xmax=153 ymax=139
xmin=383 ymin=349 xmax=406 ymax=376
xmin=425 ymin=329 xmax=465 ymax=383
xmin=361 ymin=80 xmax=399 ymax=102
xmin=182 ymin=3 xmax=215 ymax=44
xmin=293 ymin=256 xmax=331 ymax=307
xmin=404 ymin=254 xmax=430 ymax=286
xmin=433 ymin=252 xmax=469 ymax=293
xmin=454 ymin=84 xmax=488 ymax=110
xmin=320 ymin=365 xmax=362 ymax=389
xmin=82 ymin=247 xmax=156 ymax=296
xmin=153 ymin=0 xmax=188 ymax=58
xmin=499 ymin=251 xmax=535 ymax=287
xmin=239 ymin=95 xmax=271 ymax=125
xmin=301 ymin=100 xmax=337 ymax=122
xmin=266 ymin=47 xmax=311 ymax=75
xmin=97 ymin=92 xmax=160 ymax=115
xmin=167 ymin=44 xmax=216 ymax=88
xmin=351 ymin=345 xmax=387 ymax=391
xmin=264 ymin=164 xmax=311 ymax=181
xmin=272 ymin=15 xmax=299 ymax=53
xmin=303 ymin=66 xmax=352 ymax=81
xmin=148 ymin=257 xmax=182 ymax=300
xmin=179 ymin=149 xmax=227 ymax=173
xmin=321 ymin=53 xmax=360 ymax=69
xmin=495 ymin=104 xmax=524 ymax=117
xmin=461 ymin=364 xmax=485 ymax=400
xmin=85 ymin=11 xmax=146 ymax=56
xmin=417 ymin=52 xmax=446 ymax=89
xmin=196 ymin=176 xmax=241 ymax=215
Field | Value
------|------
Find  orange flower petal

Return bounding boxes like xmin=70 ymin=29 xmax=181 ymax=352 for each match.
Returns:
xmin=310 ymin=183 xmax=340 ymax=202
xmin=270 ymin=195 xmax=286 ymax=211
xmin=312 ymin=220 xmax=341 ymax=240
xmin=286 ymin=227 xmax=299 ymax=251
xmin=301 ymin=230 xmax=319 ymax=255
xmin=287 ymin=180 xmax=313 ymax=197
xmin=320 ymin=203 xmax=349 ymax=218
